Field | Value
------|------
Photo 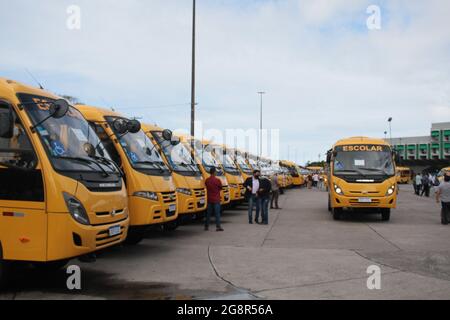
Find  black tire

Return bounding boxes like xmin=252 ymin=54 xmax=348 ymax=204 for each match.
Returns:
xmin=163 ymin=221 xmax=179 ymax=231
xmin=32 ymin=259 xmax=70 ymax=272
xmin=0 ymin=259 xmax=7 ymax=289
xmin=332 ymin=208 xmax=342 ymax=220
xmin=381 ymin=209 xmax=391 ymax=221
xmin=124 ymin=228 xmax=147 ymax=245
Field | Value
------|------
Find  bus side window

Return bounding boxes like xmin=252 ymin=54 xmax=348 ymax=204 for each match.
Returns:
xmin=89 ymin=122 xmax=122 ymax=167
xmin=0 ymin=102 xmax=36 ymax=169
xmin=0 ymin=102 xmax=44 ymax=202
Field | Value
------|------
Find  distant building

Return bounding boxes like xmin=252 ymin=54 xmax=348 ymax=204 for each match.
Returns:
xmin=390 ymin=122 xmax=450 ymax=167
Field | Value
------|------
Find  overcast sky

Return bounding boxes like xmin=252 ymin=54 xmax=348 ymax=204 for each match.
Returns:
xmin=1 ymin=0 xmax=449 ymax=164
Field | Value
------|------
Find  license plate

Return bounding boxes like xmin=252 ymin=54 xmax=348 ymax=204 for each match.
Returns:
xmin=169 ymin=204 xmax=176 ymax=212
xmin=358 ymin=197 xmax=372 ymax=203
xmin=109 ymin=225 xmax=121 ymax=237
xmin=199 ymin=198 xmax=205 ymax=205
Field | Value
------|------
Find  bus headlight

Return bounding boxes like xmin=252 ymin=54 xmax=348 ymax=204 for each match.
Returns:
xmin=176 ymin=188 xmax=192 ymax=196
xmin=133 ymin=191 xmax=159 ymax=201
xmin=63 ymin=193 xmax=90 ymax=226
xmin=386 ymin=185 xmax=395 ymax=196
xmin=334 ymin=184 xmax=343 ymax=195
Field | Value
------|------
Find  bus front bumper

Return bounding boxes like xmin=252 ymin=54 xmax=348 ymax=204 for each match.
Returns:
xmin=331 ymin=193 xmax=396 ymax=209
xmin=47 ymin=213 xmax=129 ymax=262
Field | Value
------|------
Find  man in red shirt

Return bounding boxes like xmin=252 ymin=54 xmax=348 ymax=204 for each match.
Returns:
xmin=204 ymin=167 xmax=224 ymax=231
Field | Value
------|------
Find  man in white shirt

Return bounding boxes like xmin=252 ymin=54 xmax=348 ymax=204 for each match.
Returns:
xmin=436 ymin=172 xmax=450 ymax=225
xmin=415 ymin=173 xmax=422 ymax=195
xmin=244 ymin=170 xmax=261 ymax=224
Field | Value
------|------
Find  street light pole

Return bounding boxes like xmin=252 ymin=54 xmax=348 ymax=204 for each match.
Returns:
xmin=258 ymin=91 xmax=265 ymax=158
xmin=190 ymin=0 xmax=196 ymax=139
xmin=388 ymin=117 xmax=393 ymax=144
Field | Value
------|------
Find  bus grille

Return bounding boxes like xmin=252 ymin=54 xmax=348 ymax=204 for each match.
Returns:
xmin=161 ymin=191 xmax=177 ymax=203
xmin=96 ymin=226 xmax=126 ymax=248
xmin=194 ymin=188 xmax=206 ymax=197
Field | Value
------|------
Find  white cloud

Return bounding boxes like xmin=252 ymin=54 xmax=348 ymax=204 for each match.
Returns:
xmin=1 ymin=0 xmax=449 ymax=164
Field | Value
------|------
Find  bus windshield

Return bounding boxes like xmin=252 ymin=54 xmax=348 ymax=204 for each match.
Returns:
xmin=197 ymin=146 xmax=224 ymax=176
xmin=106 ymin=117 xmax=170 ymax=175
xmin=152 ymin=132 xmax=200 ymax=175
xmin=19 ymin=94 xmax=117 ymax=174
xmin=333 ymin=145 xmax=395 ymax=176
xmin=220 ymin=152 xmax=240 ymax=174
xmin=235 ymin=154 xmax=252 ymax=173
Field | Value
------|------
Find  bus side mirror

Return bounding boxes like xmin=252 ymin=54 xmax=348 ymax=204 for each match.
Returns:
xmin=50 ymin=99 xmax=70 ymax=119
xmin=170 ymin=136 xmax=180 ymax=146
xmin=162 ymin=129 xmax=173 ymax=141
xmin=127 ymin=119 xmax=141 ymax=134
xmin=0 ymin=105 xmax=14 ymax=138
xmin=326 ymin=152 xmax=331 ymax=163
xmin=112 ymin=118 xmax=129 ymax=135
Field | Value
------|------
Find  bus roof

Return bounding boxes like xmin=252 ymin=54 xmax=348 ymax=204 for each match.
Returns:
xmin=75 ymin=104 xmax=127 ymax=122
xmin=0 ymin=78 xmax=59 ymax=102
xmin=333 ymin=136 xmax=390 ymax=147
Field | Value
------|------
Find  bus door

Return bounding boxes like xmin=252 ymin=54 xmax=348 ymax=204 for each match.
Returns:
xmin=0 ymin=101 xmax=46 ymax=261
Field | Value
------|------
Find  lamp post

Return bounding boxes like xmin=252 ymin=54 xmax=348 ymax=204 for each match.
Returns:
xmin=387 ymin=117 xmax=393 ymax=144
xmin=190 ymin=0 xmax=196 ymax=140
xmin=258 ymin=91 xmax=265 ymax=158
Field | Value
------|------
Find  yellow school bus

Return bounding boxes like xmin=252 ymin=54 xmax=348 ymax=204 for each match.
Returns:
xmin=0 ymin=79 xmax=129 ymax=283
xmin=142 ymin=124 xmax=206 ymax=222
xmin=215 ymin=145 xmax=245 ymax=202
xmin=326 ymin=137 xmax=397 ymax=221
xmin=280 ymin=160 xmax=304 ymax=186
xmin=76 ymin=105 xmax=177 ymax=243
xmin=232 ymin=149 xmax=253 ymax=181
xmin=396 ymin=166 xmax=412 ymax=184
xmin=189 ymin=139 xmax=231 ymax=205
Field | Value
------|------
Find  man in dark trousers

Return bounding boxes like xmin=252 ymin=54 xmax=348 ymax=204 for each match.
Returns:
xmin=258 ymin=175 xmax=272 ymax=225
xmin=436 ymin=172 xmax=450 ymax=225
xmin=204 ymin=167 xmax=224 ymax=231
xmin=244 ymin=169 xmax=261 ymax=224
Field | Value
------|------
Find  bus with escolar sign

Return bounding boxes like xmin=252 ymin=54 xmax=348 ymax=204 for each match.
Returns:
xmin=326 ymin=137 xmax=398 ymax=221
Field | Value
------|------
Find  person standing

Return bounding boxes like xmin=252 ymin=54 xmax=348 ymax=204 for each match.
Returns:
xmin=204 ymin=167 xmax=224 ymax=231
xmin=244 ymin=170 xmax=261 ymax=224
xmin=436 ymin=172 xmax=450 ymax=225
xmin=258 ymin=176 xmax=272 ymax=225
xmin=421 ymin=173 xmax=430 ymax=197
xmin=270 ymin=173 xmax=281 ymax=209
xmin=415 ymin=173 xmax=422 ymax=195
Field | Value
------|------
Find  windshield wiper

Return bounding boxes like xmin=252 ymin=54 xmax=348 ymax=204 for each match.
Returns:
xmin=54 ymin=156 xmax=109 ymax=177
xmin=134 ymin=161 xmax=166 ymax=173
xmin=92 ymin=156 xmax=123 ymax=177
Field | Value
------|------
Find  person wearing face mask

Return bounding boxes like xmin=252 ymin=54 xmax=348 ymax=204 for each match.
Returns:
xmin=436 ymin=172 xmax=450 ymax=225
xmin=244 ymin=169 xmax=261 ymax=224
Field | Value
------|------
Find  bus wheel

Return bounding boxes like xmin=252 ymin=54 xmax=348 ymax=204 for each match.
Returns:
xmin=124 ymin=228 xmax=146 ymax=245
xmin=32 ymin=259 xmax=70 ymax=272
xmin=332 ymin=208 xmax=342 ymax=220
xmin=0 ymin=258 xmax=10 ymax=288
xmin=163 ymin=221 xmax=179 ymax=231
xmin=381 ymin=209 xmax=391 ymax=221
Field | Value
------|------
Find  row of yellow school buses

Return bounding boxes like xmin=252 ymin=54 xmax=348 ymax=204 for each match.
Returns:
xmin=0 ymin=78 xmax=305 ymax=284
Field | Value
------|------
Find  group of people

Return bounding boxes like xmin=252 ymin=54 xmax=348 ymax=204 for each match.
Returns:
xmin=305 ymin=173 xmax=324 ymax=189
xmin=413 ymin=172 xmax=440 ymax=197
xmin=203 ymin=168 xmax=282 ymax=231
